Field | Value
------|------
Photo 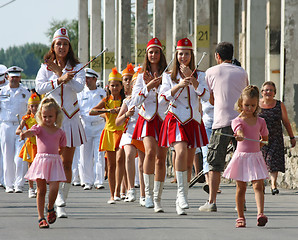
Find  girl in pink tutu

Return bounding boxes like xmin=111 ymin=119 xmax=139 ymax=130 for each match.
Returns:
xmin=223 ymin=85 xmax=269 ymax=228
xmin=21 ymin=98 xmax=67 ymax=229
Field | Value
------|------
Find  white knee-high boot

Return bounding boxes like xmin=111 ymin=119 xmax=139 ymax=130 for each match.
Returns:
xmin=55 ymin=182 xmax=71 ymax=218
xmin=176 ymin=171 xmax=189 ymax=209
xmin=153 ymin=181 xmax=164 ymax=213
xmin=143 ymin=173 xmax=154 ymax=208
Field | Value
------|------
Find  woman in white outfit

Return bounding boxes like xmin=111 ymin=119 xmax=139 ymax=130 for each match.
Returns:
xmin=131 ymin=38 xmax=168 ymax=213
xmin=159 ymin=38 xmax=209 ymax=215
xmin=35 ymin=27 xmax=86 ymax=218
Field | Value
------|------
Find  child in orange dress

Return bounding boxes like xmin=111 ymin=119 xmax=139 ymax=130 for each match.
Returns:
xmin=16 ymin=93 xmax=41 ymax=198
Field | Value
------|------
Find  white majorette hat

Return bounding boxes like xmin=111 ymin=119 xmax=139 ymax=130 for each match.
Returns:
xmin=52 ymin=27 xmax=70 ymax=43
xmin=6 ymin=66 xmax=23 ymax=77
xmin=85 ymin=68 xmax=99 ymax=78
xmin=0 ymin=64 xmax=7 ymax=80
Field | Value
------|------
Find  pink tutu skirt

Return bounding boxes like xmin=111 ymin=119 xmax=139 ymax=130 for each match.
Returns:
xmin=25 ymin=153 xmax=66 ymax=183
xmin=132 ymin=115 xmax=163 ymax=141
xmin=223 ymin=151 xmax=269 ymax=182
xmin=159 ymin=113 xmax=208 ymax=148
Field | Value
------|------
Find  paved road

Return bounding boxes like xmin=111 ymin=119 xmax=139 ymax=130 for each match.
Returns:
xmin=1 ymin=179 xmax=298 ymax=240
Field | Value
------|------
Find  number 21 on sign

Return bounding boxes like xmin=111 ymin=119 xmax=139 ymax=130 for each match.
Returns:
xmin=196 ymin=25 xmax=210 ymax=48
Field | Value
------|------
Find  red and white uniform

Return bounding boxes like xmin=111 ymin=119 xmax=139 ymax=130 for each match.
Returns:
xmin=131 ymin=73 xmax=168 ymax=141
xmin=35 ymin=62 xmax=87 ymax=147
xmin=158 ymin=71 xmax=209 ymax=148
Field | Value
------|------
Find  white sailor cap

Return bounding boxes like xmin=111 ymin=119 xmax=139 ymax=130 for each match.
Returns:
xmin=6 ymin=66 xmax=23 ymax=77
xmin=85 ymin=68 xmax=99 ymax=78
xmin=52 ymin=27 xmax=70 ymax=43
xmin=0 ymin=64 xmax=7 ymax=80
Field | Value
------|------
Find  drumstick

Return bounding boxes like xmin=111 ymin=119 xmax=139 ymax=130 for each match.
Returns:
xmin=16 ymin=114 xmax=31 ymax=160
xmin=215 ymin=132 xmax=268 ymax=145
xmin=45 ymin=48 xmax=108 ymax=97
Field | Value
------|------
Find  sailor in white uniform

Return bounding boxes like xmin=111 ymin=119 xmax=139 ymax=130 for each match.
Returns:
xmin=0 ymin=64 xmax=8 ymax=187
xmin=0 ymin=66 xmax=30 ymax=193
xmin=77 ymin=68 xmax=106 ymax=190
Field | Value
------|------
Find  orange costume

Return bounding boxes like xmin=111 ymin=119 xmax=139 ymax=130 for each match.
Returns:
xmin=19 ymin=93 xmax=40 ymax=162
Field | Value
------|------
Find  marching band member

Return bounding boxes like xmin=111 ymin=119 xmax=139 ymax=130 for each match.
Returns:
xmin=116 ymin=69 xmax=146 ymax=204
xmin=131 ymin=38 xmax=168 ymax=213
xmin=90 ymin=68 xmax=126 ymax=204
xmin=35 ymin=27 xmax=86 ymax=218
xmin=0 ymin=66 xmax=30 ymax=193
xmin=77 ymin=68 xmax=106 ymax=190
xmin=159 ymin=38 xmax=209 ymax=215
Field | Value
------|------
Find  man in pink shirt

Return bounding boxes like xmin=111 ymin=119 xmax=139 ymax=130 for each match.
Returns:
xmin=199 ymin=42 xmax=248 ymax=212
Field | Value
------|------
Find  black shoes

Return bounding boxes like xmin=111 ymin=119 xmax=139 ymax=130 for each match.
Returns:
xmin=271 ymin=188 xmax=279 ymax=195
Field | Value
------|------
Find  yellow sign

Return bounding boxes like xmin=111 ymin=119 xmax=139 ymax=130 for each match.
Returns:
xmin=196 ymin=25 xmax=210 ymax=48
xmin=135 ymin=43 xmax=147 ymax=65
xmin=104 ymin=52 xmax=115 ymax=69
xmin=90 ymin=56 xmax=102 ymax=73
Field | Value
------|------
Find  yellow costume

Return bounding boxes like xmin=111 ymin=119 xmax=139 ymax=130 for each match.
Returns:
xmin=19 ymin=93 xmax=40 ymax=163
xmin=19 ymin=114 xmax=37 ymax=163
xmin=99 ymin=96 xmax=125 ymax=151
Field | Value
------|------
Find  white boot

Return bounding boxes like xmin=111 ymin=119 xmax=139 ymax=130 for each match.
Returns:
xmin=176 ymin=197 xmax=186 ymax=215
xmin=153 ymin=181 xmax=164 ymax=213
xmin=143 ymin=173 xmax=154 ymax=208
xmin=55 ymin=182 xmax=71 ymax=207
xmin=176 ymin=171 xmax=189 ymax=209
xmin=57 ymin=206 xmax=68 ymax=218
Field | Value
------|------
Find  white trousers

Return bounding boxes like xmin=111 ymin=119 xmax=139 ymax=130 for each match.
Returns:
xmin=0 ymin=122 xmax=27 ymax=188
xmin=79 ymin=121 xmax=105 ymax=185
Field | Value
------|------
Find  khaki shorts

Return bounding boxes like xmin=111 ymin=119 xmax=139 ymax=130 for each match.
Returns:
xmin=207 ymin=126 xmax=234 ymax=172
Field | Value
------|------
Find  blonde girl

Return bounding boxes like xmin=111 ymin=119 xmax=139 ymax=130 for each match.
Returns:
xmin=21 ymin=98 xmax=67 ymax=229
xmin=16 ymin=93 xmax=40 ymax=198
xmin=90 ymin=68 xmax=126 ymax=204
xmin=223 ymin=85 xmax=269 ymax=228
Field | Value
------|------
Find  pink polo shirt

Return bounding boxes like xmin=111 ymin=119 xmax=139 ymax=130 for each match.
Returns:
xmin=206 ymin=63 xmax=248 ymax=129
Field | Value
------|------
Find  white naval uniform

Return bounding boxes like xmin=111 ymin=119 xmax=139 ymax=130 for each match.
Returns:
xmin=0 ymin=80 xmax=8 ymax=185
xmin=35 ymin=62 xmax=87 ymax=147
xmin=159 ymin=71 xmax=210 ymax=124
xmin=77 ymin=86 xmax=106 ymax=186
xmin=0 ymin=84 xmax=30 ymax=189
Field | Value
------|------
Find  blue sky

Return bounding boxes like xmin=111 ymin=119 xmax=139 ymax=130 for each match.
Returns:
xmin=0 ymin=0 xmax=79 ymax=50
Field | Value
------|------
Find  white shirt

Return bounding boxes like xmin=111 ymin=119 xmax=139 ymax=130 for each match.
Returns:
xmin=159 ymin=71 xmax=209 ymax=124
xmin=35 ymin=62 xmax=85 ymax=119
xmin=77 ymin=85 xmax=106 ymax=124
xmin=0 ymin=84 xmax=30 ymax=122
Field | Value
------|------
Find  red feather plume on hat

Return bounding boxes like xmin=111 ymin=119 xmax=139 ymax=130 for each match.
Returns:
xmin=126 ymin=63 xmax=134 ymax=72
xmin=112 ymin=67 xmax=118 ymax=75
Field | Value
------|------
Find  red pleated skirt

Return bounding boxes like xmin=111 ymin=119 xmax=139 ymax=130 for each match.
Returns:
xmin=159 ymin=113 xmax=208 ymax=148
xmin=132 ymin=115 xmax=163 ymax=141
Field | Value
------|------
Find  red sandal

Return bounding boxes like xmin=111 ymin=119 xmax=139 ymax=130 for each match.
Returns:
xmin=38 ymin=218 xmax=49 ymax=229
xmin=235 ymin=217 xmax=246 ymax=228
xmin=257 ymin=213 xmax=268 ymax=227
xmin=47 ymin=207 xmax=57 ymax=224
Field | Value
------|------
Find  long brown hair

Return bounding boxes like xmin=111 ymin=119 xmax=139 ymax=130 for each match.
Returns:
xmin=43 ymin=41 xmax=80 ymax=67
xmin=141 ymin=48 xmax=167 ymax=76
xmin=171 ymin=50 xmax=197 ymax=83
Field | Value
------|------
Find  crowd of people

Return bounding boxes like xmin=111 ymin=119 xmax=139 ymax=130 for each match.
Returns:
xmin=0 ymin=27 xmax=296 ymax=229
